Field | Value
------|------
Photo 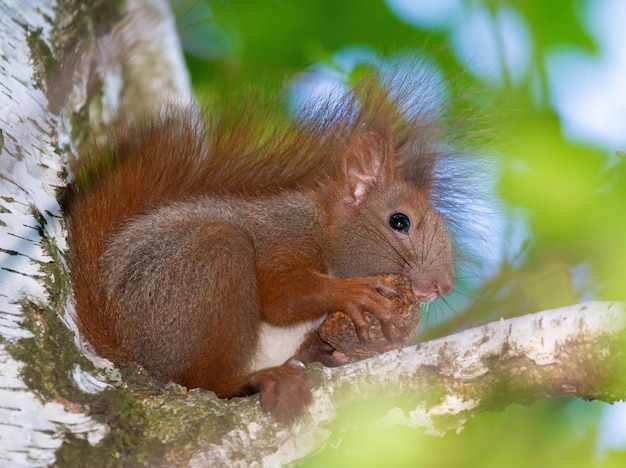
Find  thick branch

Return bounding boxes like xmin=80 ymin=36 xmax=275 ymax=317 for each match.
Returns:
xmin=192 ymin=302 xmax=626 ymax=466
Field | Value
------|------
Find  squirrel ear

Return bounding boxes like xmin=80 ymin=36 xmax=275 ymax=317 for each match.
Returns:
xmin=341 ymin=132 xmax=393 ymax=206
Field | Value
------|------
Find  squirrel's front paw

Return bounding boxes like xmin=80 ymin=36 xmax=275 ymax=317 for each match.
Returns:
xmin=318 ymin=274 xmax=421 ymax=360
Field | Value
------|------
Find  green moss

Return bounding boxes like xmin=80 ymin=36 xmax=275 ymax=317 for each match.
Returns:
xmin=55 ymin=386 xmax=165 ymax=467
xmin=4 ymin=205 xmax=197 ymax=463
xmin=8 ymin=301 xmax=88 ymax=401
xmin=6 ymin=298 xmax=150 ymax=461
xmin=32 ymin=211 xmax=72 ymax=312
xmin=5 ymin=210 xmax=91 ymax=402
xmin=25 ymin=27 xmax=57 ymax=91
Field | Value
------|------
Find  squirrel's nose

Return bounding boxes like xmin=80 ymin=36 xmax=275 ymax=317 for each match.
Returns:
xmin=410 ymin=273 xmax=454 ymax=303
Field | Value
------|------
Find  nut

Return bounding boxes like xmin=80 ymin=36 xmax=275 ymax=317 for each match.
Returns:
xmin=317 ymin=274 xmax=421 ymax=360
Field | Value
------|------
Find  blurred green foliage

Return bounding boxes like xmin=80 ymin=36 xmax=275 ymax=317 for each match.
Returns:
xmin=171 ymin=0 xmax=625 ymax=465
xmin=302 ymin=399 xmax=614 ymax=467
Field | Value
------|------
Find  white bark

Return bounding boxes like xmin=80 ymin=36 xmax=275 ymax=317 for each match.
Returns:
xmin=1 ymin=3 xmax=91 ymax=464
xmin=0 ymin=0 xmax=190 ymax=465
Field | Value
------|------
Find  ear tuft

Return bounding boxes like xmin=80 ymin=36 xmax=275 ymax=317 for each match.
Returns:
xmin=341 ymin=132 xmax=392 ymax=206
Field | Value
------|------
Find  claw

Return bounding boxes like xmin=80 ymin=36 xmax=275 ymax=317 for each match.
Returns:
xmin=285 ymin=357 xmax=306 ymax=371
xmin=345 ymin=303 xmax=372 ymax=345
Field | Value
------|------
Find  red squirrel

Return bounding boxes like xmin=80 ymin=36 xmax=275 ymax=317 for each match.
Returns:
xmin=64 ymin=72 xmax=456 ymax=423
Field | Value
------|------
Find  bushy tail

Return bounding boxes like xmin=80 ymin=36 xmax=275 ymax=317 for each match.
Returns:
xmin=64 ymin=108 xmax=212 ymax=355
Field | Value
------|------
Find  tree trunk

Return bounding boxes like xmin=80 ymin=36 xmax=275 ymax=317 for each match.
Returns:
xmin=0 ymin=0 xmax=624 ymax=466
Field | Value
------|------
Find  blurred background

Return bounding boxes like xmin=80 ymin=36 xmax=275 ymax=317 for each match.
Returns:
xmin=170 ymin=0 xmax=625 ymax=465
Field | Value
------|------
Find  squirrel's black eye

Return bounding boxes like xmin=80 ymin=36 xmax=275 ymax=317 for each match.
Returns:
xmin=389 ymin=212 xmax=410 ymax=234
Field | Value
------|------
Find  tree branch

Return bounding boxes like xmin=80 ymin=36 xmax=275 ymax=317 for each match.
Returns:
xmin=191 ymin=301 xmax=626 ymax=465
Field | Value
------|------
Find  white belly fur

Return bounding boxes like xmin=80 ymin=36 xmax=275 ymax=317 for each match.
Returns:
xmin=247 ymin=317 xmax=325 ymax=373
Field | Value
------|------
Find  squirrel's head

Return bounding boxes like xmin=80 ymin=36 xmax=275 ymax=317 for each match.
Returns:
xmin=324 ymin=132 xmax=454 ymax=303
